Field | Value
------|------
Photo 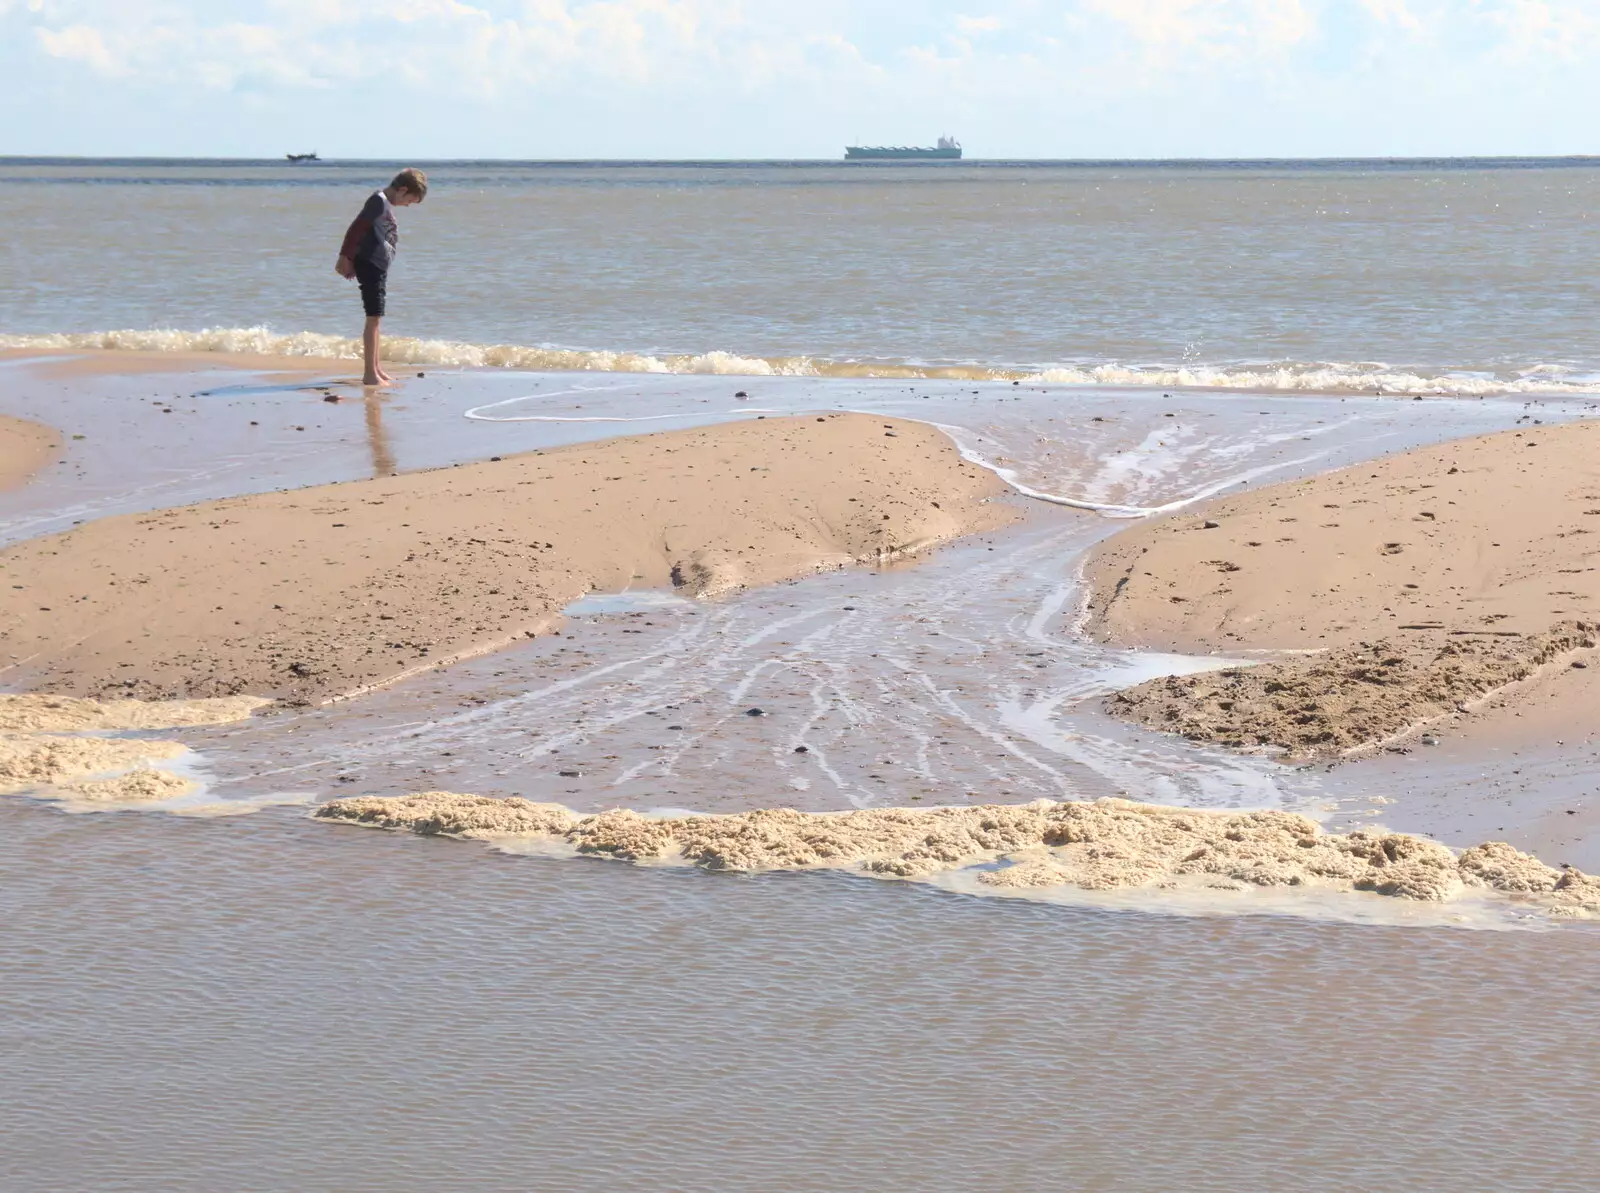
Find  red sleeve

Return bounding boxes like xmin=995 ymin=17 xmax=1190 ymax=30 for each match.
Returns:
xmin=338 ymin=211 xmax=372 ymax=261
xmin=339 ymin=194 xmax=383 ymax=260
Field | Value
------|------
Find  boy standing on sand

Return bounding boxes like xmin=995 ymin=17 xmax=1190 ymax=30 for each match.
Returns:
xmin=335 ymin=168 xmax=428 ymax=386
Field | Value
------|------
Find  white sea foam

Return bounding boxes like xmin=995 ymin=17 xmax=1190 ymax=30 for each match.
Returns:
xmin=5 ymin=328 xmax=1599 ymax=395
xmin=1020 ymin=361 xmax=1600 ymax=396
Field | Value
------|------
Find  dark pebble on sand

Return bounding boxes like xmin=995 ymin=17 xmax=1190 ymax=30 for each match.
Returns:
xmin=417 ymin=372 xmax=425 ymax=378
xmin=323 ymin=395 xmax=340 ymax=403
xmin=794 ymin=745 xmax=809 ymax=754
xmin=490 ymin=456 xmax=502 ymax=462
xmin=745 ymin=707 xmax=765 ymax=717
xmin=558 ymin=769 xmax=581 ymax=777
xmin=735 ymin=390 xmax=748 ymax=398
xmin=1203 ymin=520 xmax=1220 ymax=529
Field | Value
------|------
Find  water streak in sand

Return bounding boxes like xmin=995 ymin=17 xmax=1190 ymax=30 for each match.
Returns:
xmin=315 ymin=792 xmax=1600 ymax=923
xmin=6 ymin=328 xmax=1600 ymax=396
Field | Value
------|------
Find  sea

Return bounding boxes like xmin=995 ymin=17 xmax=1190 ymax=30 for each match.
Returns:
xmin=2 ymin=158 xmax=1598 ymax=1191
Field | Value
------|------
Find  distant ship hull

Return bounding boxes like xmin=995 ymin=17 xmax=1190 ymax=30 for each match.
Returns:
xmin=845 ymin=147 xmax=962 ymax=160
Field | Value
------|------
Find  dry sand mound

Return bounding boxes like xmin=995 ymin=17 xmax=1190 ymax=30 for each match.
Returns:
xmin=314 ymin=792 xmax=1599 ymax=917
xmin=1083 ymin=419 xmax=1600 ymax=656
xmin=0 ymin=693 xmax=269 ymax=733
xmin=0 ymin=734 xmax=187 ymax=792
xmin=0 ymin=414 xmax=1011 ymax=705
xmin=1105 ymin=622 xmax=1594 ymax=758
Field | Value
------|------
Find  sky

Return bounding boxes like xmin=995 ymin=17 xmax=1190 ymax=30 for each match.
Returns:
xmin=4 ymin=0 xmax=1600 ymax=158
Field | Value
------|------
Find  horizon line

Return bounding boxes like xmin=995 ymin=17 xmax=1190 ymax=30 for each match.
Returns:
xmin=4 ymin=153 xmax=1600 ymax=167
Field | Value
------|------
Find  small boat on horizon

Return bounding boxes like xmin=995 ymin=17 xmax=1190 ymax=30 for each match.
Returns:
xmin=845 ymin=136 xmax=961 ymax=161
xmin=286 ymin=152 xmax=319 ymax=163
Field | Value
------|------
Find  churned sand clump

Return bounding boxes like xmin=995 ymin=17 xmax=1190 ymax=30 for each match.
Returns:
xmin=322 ymin=790 xmax=581 ymax=838
xmin=313 ymin=792 xmax=1600 ymax=916
xmin=50 ymin=768 xmax=197 ymax=803
xmin=0 ymin=693 xmax=270 ymax=733
xmin=1105 ymin=622 xmax=1595 ymax=758
xmin=0 ymin=734 xmax=188 ymax=792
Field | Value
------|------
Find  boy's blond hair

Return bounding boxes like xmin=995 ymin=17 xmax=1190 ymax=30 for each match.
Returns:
xmin=390 ymin=168 xmax=428 ymax=200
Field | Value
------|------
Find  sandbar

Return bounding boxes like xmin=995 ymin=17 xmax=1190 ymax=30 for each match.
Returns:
xmin=1085 ymin=419 xmax=1600 ymax=747
xmin=0 ymin=413 xmax=1012 ymax=704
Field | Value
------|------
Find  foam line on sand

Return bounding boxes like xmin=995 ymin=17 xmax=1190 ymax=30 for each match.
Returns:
xmin=314 ymin=792 xmax=1600 ymax=922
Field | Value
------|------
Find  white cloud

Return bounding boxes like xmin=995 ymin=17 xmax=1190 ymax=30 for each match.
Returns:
xmin=8 ymin=0 xmax=1600 ymax=156
xmin=1357 ymin=0 xmax=1423 ymax=30
xmin=954 ymin=13 xmax=1001 ymax=34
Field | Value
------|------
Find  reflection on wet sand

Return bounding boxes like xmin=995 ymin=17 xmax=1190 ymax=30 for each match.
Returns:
xmin=363 ymin=390 xmax=396 ymax=477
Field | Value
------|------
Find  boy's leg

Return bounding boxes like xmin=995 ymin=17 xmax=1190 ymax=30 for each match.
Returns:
xmin=362 ymin=316 xmax=384 ymax=386
xmin=355 ymin=262 xmax=391 ymax=385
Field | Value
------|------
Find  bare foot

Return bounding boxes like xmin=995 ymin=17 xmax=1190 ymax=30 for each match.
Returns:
xmin=377 ymin=367 xmax=394 ymax=382
xmin=361 ymin=375 xmax=392 ymax=387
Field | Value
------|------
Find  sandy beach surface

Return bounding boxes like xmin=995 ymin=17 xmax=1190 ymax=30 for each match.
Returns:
xmin=1086 ymin=419 xmax=1600 ymax=747
xmin=0 ymin=415 xmax=59 ymax=491
xmin=0 ymin=410 xmax=1010 ymax=705
xmin=1 ymin=345 xmax=347 ymax=378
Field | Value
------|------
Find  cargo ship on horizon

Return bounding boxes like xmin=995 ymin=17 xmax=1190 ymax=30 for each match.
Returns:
xmin=845 ymin=136 xmax=961 ymax=161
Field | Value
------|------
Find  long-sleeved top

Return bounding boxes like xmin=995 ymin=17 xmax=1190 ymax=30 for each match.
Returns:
xmin=339 ymin=190 xmax=398 ymax=272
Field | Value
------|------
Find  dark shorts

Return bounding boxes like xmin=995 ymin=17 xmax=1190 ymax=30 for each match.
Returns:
xmin=354 ymin=260 xmax=387 ymax=318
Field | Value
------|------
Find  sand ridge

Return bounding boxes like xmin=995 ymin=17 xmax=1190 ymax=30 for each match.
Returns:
xmin=1105 ymin=622 xmax=1596 ymax=758
xmin=0 ymin=413 xmax=1013 ymax=705
xmin=313 ymin=791 xmax=1600 ymax=917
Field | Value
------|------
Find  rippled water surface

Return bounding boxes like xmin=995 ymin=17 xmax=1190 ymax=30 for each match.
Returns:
xmin=3 ymin=802 xmax=1597 ymax=1193
xmin=7 ymin=158 xmax=1600 ymax=390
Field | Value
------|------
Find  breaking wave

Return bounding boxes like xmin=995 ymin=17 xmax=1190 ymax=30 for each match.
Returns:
xmin=5 ymin=327 xmax=1600 ymax=396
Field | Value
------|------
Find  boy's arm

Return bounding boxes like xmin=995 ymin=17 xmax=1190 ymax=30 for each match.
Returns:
xmin=336 ymin=193 xmax=383 ymax=272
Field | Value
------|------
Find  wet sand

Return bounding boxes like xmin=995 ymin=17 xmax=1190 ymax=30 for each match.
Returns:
xmin=1086 ymin=419 xmax=1600 ymax=748
xmin=0 ymin=414 xmax=58 ymax=491
xmin=0 ymin=412 xmax=1011 ymax=704
xmin=1 ymin=344 xmax=345 ymax=378
xmin=6 ymin=355 xmax=1598 ymax=869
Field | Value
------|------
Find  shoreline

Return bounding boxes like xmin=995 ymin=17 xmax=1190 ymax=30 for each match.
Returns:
xmin=7 ymin=341 xmax=1600 ymax=398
